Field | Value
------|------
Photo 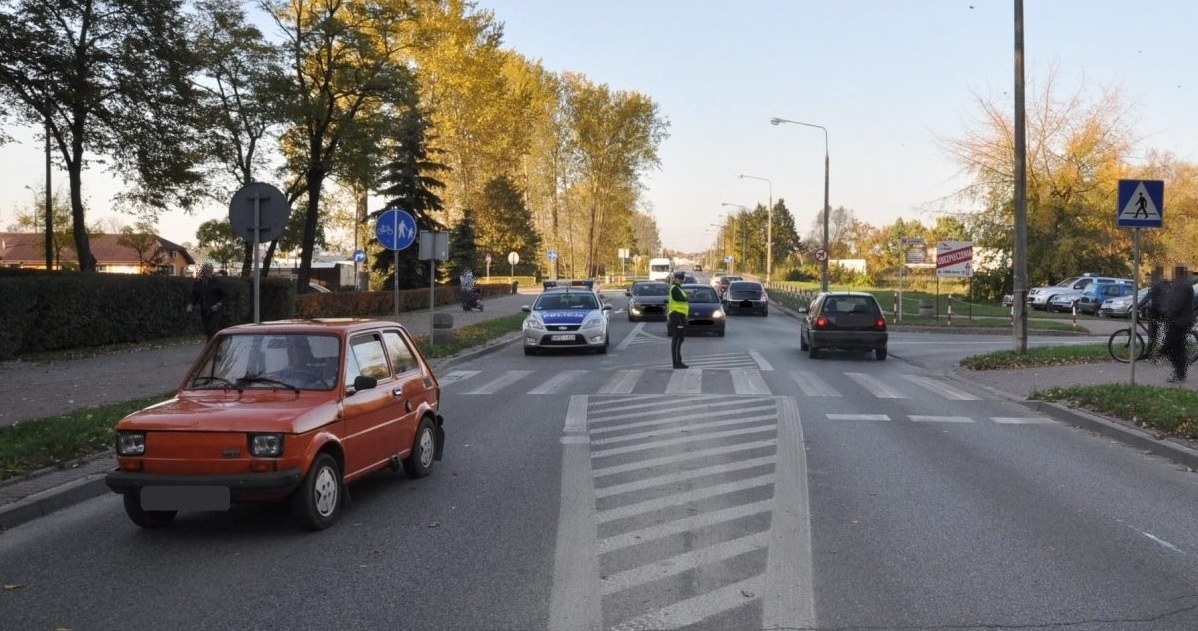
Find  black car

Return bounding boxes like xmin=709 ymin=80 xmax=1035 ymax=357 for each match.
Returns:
xmin=715 ymin=275 xmax=743 ymax=298
xmin=722 ymin=280 xmax=768 ymax=316
xmin=625 ymin=280 xmax=669 ymax=322
xmin=798 ymin=291 xmax=888 ymax=360
xmin=666 ymin=283 xmax=726 ymax=337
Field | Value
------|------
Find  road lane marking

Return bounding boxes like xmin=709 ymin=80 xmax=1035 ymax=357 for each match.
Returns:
xmin=589 ymin=401 xmax=775 ymax=435
xmin=597 ymin=369 xmax=643 ymax=394
xmin=463 ymin=369 xmax=532 ymax=395
xmin=616 ymin=322 xmax=647 ymax=352
xmin=749 ymin=350 xmax=774 ymax=371
xmin=596 ymin=474 xmax=776 ymax=523
xmin=991 ymin=416 xmax=1056 ymax=424
xmin=591 ymin=439 xmax=778 ymax=478
xmin=589 ymin=398 xmax=754 ymax=427
xmin=764 ymin=396 xmax=816 ymax=628
xmin=594 ymin=455 xmax=777 ymax=498
xmin=600 ymin=531 xmax=771 ymax=595
xmin=825 ymin=413 xmax=891 ymax=421
xmin=1142 ymin=532 xmax=1184 ymax=554
xmin=598 ymin=499 xmax=775 ymax=552
xmin=901 ymin=374 xmax=981 ymax=400
xmin=437 ymin=370 xmax=480 ymax=387
xmin=527 ymin=369 xmax=588 ymax=395
xmin=789 ymin=370 xmax=841 ymax=397
xmin=591 ymin=426 xmax=778 ymax=458
xmin=548 ymin=395 xmax=602 ymax=631
xmin=846 ymin=372 xmax=909 ymax=398
xmin=591 ymin=413 xmax=778 ymax=447
xmin=665 ymin=367 xmax=703 ymax=394
xmin=910 ymin=415 xmax=974 ymax=423
xmin=608 ymin=576 xmax=763 ymax=631
xmin=731 ymin=369 xmax=771 ymax=395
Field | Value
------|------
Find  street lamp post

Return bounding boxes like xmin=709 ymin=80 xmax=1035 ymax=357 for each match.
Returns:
xmin=771 ymin=117 xmax=830 ymax=291
xmin=738 ymin=174 xmax=772 ymax=283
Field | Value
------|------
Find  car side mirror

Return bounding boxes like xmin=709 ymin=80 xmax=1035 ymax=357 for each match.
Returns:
xmin=798 ymin=307 xmax=809 ymax=314
xmin=350 ymin=375 xmax=377 ymax=395
xmin=602 ymin=304 xmax=612 ymax=311
xmin=521 ymin=305 xmax=531 ymax=312
xmin=625 ymin=290 xmax=631 ymax=296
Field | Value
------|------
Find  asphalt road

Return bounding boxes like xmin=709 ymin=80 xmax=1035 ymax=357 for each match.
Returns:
xmin=1 ymin=291 xmax=1196 ymax=630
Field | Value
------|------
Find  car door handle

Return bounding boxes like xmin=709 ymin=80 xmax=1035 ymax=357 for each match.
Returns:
xmin=392 ymin=388 xmax=404 ymax=397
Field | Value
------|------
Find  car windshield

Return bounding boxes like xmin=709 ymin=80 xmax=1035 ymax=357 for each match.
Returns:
xmin=186 ymin=333 xmax=341 ymax=391
xmin=536 ymin=292 xmax=599 ymax=310
xmin=633 ymin=283 xmax=668 ymax=296
xmin=685 ymin=286 xmax=720 ymax=303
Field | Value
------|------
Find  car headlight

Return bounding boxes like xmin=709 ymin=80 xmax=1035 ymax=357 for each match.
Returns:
xmin=524 ymin=317 xmax=545 ymax=331
xmin=116 ymin=431 xmax=146 ymax=456
xmin=713 ymin=309 xmax=725 ymax=319
xmin=249 ymin=433 xmax=284 ymax=457
xmin=581 ymin=316 xmax=604 ymax=329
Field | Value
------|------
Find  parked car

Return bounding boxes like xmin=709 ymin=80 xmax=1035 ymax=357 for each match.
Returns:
xmin=522 ymin=288 xmax=612 ymax=354
xmin=667 ymin=283 xmax=725 ymax=337
xmin=105 ymin=320 xmax=445 ymax=531
xmin=798 ymin=291 xmax=889 ymax=360
xmin=1099 ymin=287 xmax=1148 ymax=318
xmin=1070 ymin=282 xmax=1134 ymax=315
xmin=625 ymin=280 xmax=669 ymax=322
xmin=1044 ymin=277 xmax=1133 ymax=312
xmin=721 ymin=280 xmax=769 ymax=316
xmin=1027 ymin=275 xmax=1129 ymax=310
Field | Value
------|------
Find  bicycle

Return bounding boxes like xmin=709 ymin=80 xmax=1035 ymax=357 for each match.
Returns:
xmin=1108 ymin=309 xmax=1198 ymax=364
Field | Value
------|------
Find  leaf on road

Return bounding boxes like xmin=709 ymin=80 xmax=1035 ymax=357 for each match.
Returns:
xmin=4 ymin=583 xmax=24 ymax=590
xmin=428 ymin=521 xmax=440 ymax=528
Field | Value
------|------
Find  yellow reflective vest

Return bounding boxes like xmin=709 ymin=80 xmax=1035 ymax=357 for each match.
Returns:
xmin=667 ymin=283 xmax=689 ymax=316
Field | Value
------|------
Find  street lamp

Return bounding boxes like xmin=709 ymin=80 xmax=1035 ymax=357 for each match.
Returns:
xmin=738 ymin=174 xmax=772 ymax=283
xmin=771 ymin=117 xmax=830 ymax=291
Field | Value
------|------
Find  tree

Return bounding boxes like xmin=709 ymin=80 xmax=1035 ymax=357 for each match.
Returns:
xmin=768 ymin=199 xmax=802 ymax=269
xmin=944 ymin=73 xmax=1136 ymax=284
xmin=118 ymin=221 xmax=167 ymax=273
xmin=189 ymin=0 xmax=289 ymax=277
xmin=0 ymin=0 xmax=202 ymax=271
xmin=196 ymin=218 xmax=245 ymax=272
xmin=809 ymin=205 xmax=857 ymax=259
xmin=448 ymin=208 xmax=479 ymax=282
xmin=372 ymin=96 xmax=449 ymax=290
xmin=267 ymin=0 xmax=418 ymax=292
xmin=475 ymin=175 xmax=541 ymax=272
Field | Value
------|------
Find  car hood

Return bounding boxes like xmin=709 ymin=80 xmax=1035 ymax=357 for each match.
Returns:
xmin=689 ymin=302 xmax=722 ymax=317
xmin=630 ymin=296 xmax=668 ymax=305
xmin=532 ymin=310 xmax=601 ymax=325
xmin=116 ymin=392 xmax=339 ymax=434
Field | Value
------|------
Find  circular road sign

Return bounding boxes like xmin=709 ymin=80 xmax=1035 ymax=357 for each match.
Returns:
xmin=375 ymin=208 xmax=417 ymax=251
xmin=547 ymin=249 xmax=558 ymax=261
xmin=229 ymin=182 xmax=290 ymax=241
xmin=815 ymin=248 xmax=828 ymax=262
xmin=507 ymin=251 xmax=520 ymax=266
xmin=485 ymin=253 xmax=492 ymax=264
xmin=353 ymin=249 xmax=366 ymax=264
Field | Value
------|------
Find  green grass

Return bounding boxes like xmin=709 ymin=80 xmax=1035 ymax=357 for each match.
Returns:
xmin=415 ymin=313 xmax=526 ymax=358
xmin=959 ymin=343 xmax=1110 ymax=369
xmin=0 ymin=393 xmax=173 ymax=482
xmin=1033 ymin=384 xmax=1198 ymax=439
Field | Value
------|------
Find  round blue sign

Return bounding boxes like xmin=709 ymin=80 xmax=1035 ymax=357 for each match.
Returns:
xmin=353 ymin=249 xmax=366 ymax=264
xmin=375 ymin=209 xmax=417 ymax=250
xmin=548 ymin=249 xmax=558 ymax=261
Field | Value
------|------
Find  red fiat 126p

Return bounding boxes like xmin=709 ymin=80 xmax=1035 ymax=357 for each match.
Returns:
xmin=106 ymin=319 xmax=444 ymax=531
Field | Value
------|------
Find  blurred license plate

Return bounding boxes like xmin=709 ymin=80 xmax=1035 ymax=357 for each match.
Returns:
xmin=551 ymin=334 xmax=574 ymax=341
xmin=141 ymin=486 xmax=230 ymax=511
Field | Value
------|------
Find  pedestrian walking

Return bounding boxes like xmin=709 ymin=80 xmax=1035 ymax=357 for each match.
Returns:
xmin=1144 ymin=266 xmax=1166 ymax=357
xmin=189 ymin=263 xmax=226 ymax=340
xmin=667 ymin=270 xmax=690 ymax=369
xmin=1161 ymin=266 xmax=1195 ymax=383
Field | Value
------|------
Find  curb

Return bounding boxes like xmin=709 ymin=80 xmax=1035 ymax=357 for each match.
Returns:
xmin=0 ymin=473 xmax=110 ymax=531
xmin=947 ymin=370 xmax=1198 ymax=471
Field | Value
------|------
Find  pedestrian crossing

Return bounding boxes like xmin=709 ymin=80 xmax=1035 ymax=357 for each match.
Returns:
xmin=441 ymin=365 xmax=985 ymax=400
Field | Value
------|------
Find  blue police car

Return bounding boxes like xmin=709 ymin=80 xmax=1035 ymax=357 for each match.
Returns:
xmin=521 ymin=288 xmax=612 ymax=355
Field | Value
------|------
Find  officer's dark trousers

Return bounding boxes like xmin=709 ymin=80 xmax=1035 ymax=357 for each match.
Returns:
xmin=669 ymin=311 xmax=687 ymax=366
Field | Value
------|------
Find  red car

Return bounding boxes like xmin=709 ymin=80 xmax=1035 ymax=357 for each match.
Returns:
xmin=105 ymin=319 xmax=444 ymax=531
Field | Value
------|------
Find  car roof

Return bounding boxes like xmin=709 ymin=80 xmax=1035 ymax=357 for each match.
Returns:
xmin=222 ymin=319 xmax=404 ymax=336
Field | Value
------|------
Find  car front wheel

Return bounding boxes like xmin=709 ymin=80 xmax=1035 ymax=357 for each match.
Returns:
xmin=403 ymin=417 xmax=438 ymax=478
xmin=291 ymin=453 xmax=343 ymax=531
xmin=123 ymin=492 xmax=177 ymax=529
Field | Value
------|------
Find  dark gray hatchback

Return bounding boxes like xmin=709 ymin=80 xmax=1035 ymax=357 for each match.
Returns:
xmin=798 ymin=291 xmax=889 ymax=360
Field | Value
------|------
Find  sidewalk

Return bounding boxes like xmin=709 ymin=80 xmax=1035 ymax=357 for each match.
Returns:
xmin=4 ymin=293 xmax=1197 ymax=530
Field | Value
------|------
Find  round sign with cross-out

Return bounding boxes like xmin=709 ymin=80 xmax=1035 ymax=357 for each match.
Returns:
xmin=507 ymin=251 xmax=520 ymax=266
xmin=229 ymin=182 xmax=290 ymax=241
xmin=815 ymin=248 xmax=828 ymax=262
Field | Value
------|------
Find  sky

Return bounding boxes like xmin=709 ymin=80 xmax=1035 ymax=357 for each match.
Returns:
xmin=2 ymin=0 xmax=1196 ymax=255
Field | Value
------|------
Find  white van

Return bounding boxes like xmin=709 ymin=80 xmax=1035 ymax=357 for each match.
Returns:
xmin=648 ymin=258 xmax=672 ymax=281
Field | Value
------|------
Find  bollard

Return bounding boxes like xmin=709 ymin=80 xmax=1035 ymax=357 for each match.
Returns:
xmin=1010 ymin=304 xmax=1014 ymax=326
xmin=893 ymin=292 xmax=898 ymax=320
xmin=947 ymin=295 xmax=953 ymax=326
xmin=1071 ymin=302 xmax=1077 ymax=328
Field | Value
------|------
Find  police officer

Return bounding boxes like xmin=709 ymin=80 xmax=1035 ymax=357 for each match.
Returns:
xmin=667 ymin=270 xmax=690 ymax=369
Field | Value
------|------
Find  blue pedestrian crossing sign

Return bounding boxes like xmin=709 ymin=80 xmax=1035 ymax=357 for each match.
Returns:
xmin=375 ymin=208 xmax=417 ymax=250
xmin=1117 ymin=179 xmax=1164 ymax=228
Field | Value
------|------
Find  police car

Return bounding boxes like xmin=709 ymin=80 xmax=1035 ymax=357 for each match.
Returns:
xmin=521 ymin=288 xmax=612 ymax=355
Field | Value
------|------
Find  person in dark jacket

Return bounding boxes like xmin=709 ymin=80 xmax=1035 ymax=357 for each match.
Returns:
xmin=1161 ymin=266 xmax=1196 ymax=383
xmin=1144 ymin=266 xmax=1166 ymax=357
xmin=189 ymin=263 xmax=226 ymax=340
